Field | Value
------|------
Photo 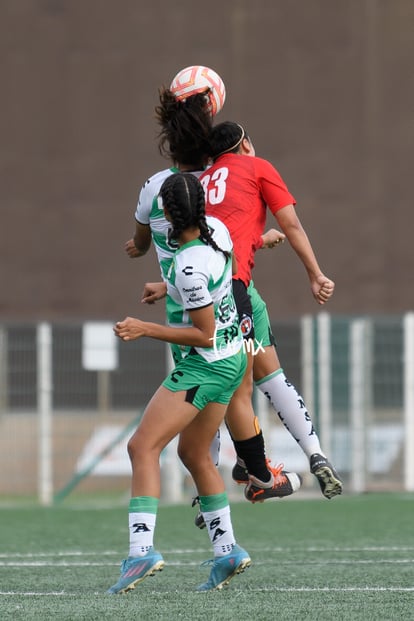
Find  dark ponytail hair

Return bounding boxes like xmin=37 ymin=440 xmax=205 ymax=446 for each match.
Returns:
xmin=159 ymin=173 xmax=230 ymax=260
xmin=208 ymin=121 xmax=249 ymax=161
xmin=155 ymin=89 xmax=213 ymax=167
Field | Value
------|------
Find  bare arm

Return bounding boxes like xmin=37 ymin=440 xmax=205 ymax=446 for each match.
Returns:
xmin=274 ymin=204 xmax=335 ymax=305
xmin=260 ymin=228 xmax=286 ymax=248
xmin=114 ymin=304 xmax=216 ymax=347
xmin=125 ymin=222 xmax=152 ymax=258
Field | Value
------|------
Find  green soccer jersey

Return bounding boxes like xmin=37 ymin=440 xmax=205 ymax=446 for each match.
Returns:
xmin=166 ymin=233 xmax=242 ymax=363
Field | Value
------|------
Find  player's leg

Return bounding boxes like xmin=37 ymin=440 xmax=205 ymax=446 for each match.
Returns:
xmin=250 ymin=281 xmax=343 ymax=499
xmin=225 ymin=279 xmax=301 ymax=501
xmin=107 ymin=385 xmax=198 ymax=594
xmin=109 ymin=352 xmax=240 ymax=594
xmin=175 ymin=356 xmax=251 ymax=590
xmin=128 ymin=386 xmax=199 ymax=497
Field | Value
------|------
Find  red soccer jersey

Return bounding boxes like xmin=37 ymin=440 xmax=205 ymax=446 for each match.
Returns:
xmin=200 ymin=154 xmax=296 ymax=286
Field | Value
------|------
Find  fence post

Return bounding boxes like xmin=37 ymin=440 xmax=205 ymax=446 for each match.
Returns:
xmin=0 ymin=326 xmax=8 ymax=413
xmin=404 ymin=312 xmax=414 ymax=491
xmin=317 ymin=313 xmax=332 ymax=457
xmin=301 ymin=315 xmax=315 ymax=417
xmin=37 ymin=322 xmax=53 ymax=506
xmin=349 ymin=318 xmax=371 ymax=493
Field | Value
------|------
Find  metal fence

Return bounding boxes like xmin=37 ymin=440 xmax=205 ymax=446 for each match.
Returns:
xmin=0 ymin=313 xmax=413 ymax=504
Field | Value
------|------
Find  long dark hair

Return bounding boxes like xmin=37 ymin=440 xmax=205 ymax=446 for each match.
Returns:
xmin=208 ymin=121 xmax=249 ymax=161
xmin=155 ymin=89 xmax=213 ymax=168
xmin=159 ymin=173 xmax=230 ymax=259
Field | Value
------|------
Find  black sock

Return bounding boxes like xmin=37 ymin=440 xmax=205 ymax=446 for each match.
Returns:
xmin=233 ymin=431 xmax=271 ymax=483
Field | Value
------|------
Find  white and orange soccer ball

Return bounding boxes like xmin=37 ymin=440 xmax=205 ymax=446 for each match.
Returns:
xmin=170 ymin=65 xmax=226 ymax=116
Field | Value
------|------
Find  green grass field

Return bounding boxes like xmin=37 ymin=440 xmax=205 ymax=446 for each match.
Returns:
xmin=0 ymin=493 xmax=413 ymax=620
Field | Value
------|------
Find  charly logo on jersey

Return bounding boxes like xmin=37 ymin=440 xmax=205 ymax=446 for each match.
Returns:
xmin=182 ymin=266 xmax=194 ymax=275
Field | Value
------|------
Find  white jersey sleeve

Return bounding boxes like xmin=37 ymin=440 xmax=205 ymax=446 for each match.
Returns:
xmin=175 ymin=266 xmax=212 ymax=311
xmin=135 ymin=168 xmax=175 ymax=225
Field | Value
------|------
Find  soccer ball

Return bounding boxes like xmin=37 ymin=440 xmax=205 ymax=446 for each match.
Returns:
xmin=170 ymin=65 xmax=226 ymax=116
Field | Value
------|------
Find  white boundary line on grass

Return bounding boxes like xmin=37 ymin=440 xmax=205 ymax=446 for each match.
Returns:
xmin=1 ymin=586 xmax=414 ymax=596
xmin=1 ymin=545 xmax=414 ymax=558
xmin=1 ymin=559 xmax=414 ymax=567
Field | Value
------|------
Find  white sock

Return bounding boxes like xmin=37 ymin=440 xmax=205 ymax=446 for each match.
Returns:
xmin=256 ymin=370 xmax=324 ymax=459
xmin=200 ymin=496 xmax=235 ymax=557
xmin=128 ymin=511 xmax=156 ymax=557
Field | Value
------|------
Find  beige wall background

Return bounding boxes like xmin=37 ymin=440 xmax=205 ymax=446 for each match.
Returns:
xmin=1 ymin=0 xmax=413 ymax=323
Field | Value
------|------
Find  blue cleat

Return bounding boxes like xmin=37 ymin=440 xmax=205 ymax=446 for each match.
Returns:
xmin=106 ymin=547 xmax=165 ymax=594
xmin=196 ymin=544 xmax=251 ymax=591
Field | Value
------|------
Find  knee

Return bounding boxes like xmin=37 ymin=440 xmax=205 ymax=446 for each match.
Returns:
xmin=177 ymin=440 xmax=196 ymax=469
xmin=178 ymin=440 xmax=212 ymax=472
xmin=127 ymin=435 xmax=143 ymax=465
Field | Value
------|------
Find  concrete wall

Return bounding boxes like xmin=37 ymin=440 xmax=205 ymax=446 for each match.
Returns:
xmin=1 ymin=1 xmax=413 ymax=322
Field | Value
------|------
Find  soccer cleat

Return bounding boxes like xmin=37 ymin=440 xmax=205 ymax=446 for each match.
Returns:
xmin=196 ymin=544 xmax=251 ymax=591
xmin=244 ymin=463 xmax=301 ymax=503
xmin=232 ymin=457 xmax=249 ymax=484
xmin=106 ymin=547 xmax=165 ymax=594
xmin=310 ymin=453 xmax=343 ymax=499
xmin=191 ymin=496 xmax=206 ymax=529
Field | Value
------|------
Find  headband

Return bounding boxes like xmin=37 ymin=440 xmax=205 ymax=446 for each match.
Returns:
xmin=214 ymin=124 xmax=246 ymax=158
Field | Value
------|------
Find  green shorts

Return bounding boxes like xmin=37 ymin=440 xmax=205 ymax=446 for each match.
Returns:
xmin=162 ymin=348 xmax=247 ymax=411
xmin=247 ymin=281 xmax=276 ymax=348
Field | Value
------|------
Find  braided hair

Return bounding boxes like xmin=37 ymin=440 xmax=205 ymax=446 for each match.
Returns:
xmin=159 ymin=173 xmax=230 ymax=260
xmin=208 ymin=121 xmax=249 ymax=161
xmin=155 ymin=89 xmax=213 ymax=167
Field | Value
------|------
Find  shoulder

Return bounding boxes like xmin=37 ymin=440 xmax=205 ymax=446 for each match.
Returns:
xmin=139 ymin=168 xmax=175 ymax=194
xmin=206 ymin=214 xmax=228 ymax=233
xmin=252 ymin=156 xmax=286 ymax=180
xmin=137 ymin=168 xmax=175 ymax=220
xmin=174 ymin=244 xmax=210 ymax=283
xmin=206 ymin=216 xmax=232 ymax=250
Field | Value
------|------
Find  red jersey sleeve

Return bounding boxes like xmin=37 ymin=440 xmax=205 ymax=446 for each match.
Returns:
xmin=254 ymin=157 xmax=296 ymax=214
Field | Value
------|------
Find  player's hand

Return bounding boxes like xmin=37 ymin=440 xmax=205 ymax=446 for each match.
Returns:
xmin=125 ymin=239 xmax=140 ymax=258
xmin=311 ymin=275 xmax=335 ymax=305
xmin=114 ymin=317 xmax=146 ymax=341
xmin=141 ymin=282 xmax=167 ymax=304
xmin=261 ymin=229 xmax=286 ymax=249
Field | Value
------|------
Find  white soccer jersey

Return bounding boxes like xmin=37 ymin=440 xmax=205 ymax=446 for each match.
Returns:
xmin=135 ymin=167 xmax=224 ymax=276
xmin=135 ymin=167 xmax=241 ymax=361
xmin=166 ymin=230 xmax=242 ymax=363
xmin=135 ymin=167 xmax=181 ymax=279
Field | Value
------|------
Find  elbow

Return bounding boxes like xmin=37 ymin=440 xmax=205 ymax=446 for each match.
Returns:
xmin=199 ymin=335 xmax=214 ymax=348
xmin=198 ymin=328 xmax=216 ymax=348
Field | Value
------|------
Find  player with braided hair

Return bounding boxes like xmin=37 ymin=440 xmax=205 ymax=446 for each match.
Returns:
xmin=108 ymin=172 xmax=251 ymax=593
xmin=126 ymin=85 xmax=300 ymax=506
xmin=164 ymin=172 xmax=230 ymax=260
